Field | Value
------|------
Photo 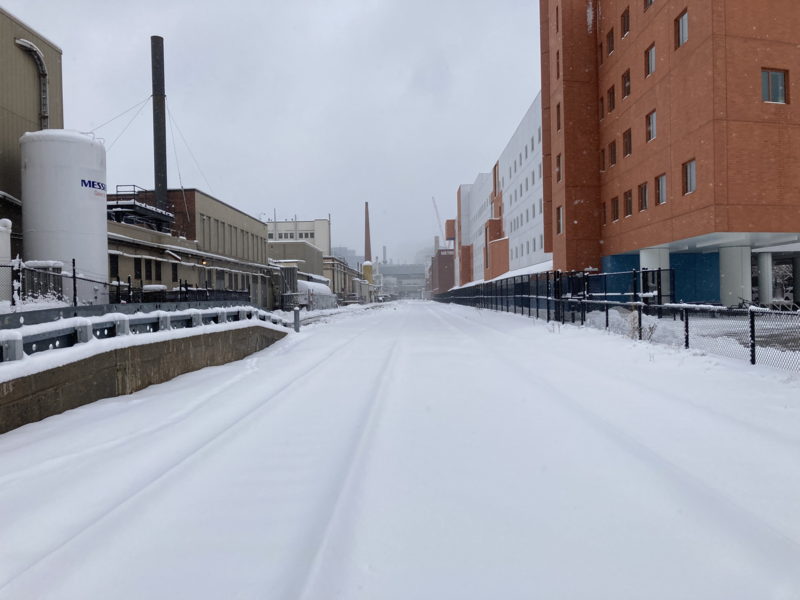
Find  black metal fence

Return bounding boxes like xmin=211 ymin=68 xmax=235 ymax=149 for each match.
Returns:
xmin=1 ymin=261 xmax=251 ymax=310
xmin=109 ymin=277 xmax=250 ymax=304
xmin=434 ymin=268 xmax=800 ymax=373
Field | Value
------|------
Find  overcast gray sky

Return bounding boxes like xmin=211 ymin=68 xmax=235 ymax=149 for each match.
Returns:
xmin=7 ymin=0 xmax=541 ymax=263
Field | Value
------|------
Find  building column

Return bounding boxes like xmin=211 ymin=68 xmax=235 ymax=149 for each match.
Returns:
xmin=639 ymin=248 xmax=671 ymax=299
xmin=757 ymin=252 xmax=773 ymax=307
xmin=719 ymin=246 xmax=752 ymax=307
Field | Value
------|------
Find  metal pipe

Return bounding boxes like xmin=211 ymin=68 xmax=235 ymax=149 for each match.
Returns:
xmin=150 ymin=36 xmax=171 ymax=222
xmin=14 ymin=39 xmax=49 ymax=130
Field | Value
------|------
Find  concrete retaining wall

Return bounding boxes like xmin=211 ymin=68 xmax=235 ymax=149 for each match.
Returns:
xmin=0 ymin=325 xmax=287 ymax=434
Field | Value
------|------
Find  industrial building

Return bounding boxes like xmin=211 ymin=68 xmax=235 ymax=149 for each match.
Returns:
xmin=428 ymin=236 xmax=455 ymax=297
xmin=266 ymin=218 xmax=331 ymax=255
xmin=0 ymin=10 xmax=350 ymax=311
xmin=0 ymin=7 xmax=64 ymax=258
xmin=541 ymin=0 xmax=800 ymax=305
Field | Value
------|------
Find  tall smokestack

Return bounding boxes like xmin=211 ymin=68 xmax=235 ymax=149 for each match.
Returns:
xmin=365 ymin=202 xmax=372 ymax=264
xmin=151 ymin=36 xmax=170 ymax=223
xmin=383 ymin=245 xmax=386 ymax=263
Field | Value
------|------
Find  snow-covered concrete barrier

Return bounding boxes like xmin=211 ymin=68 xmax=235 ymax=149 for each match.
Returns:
xmin=0 ymin=316 xmax=288 ymax=434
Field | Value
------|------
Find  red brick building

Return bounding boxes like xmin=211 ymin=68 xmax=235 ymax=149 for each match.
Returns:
xmin=430 ymin=248 xmax=456 ymax=296
xmin=541 ymin=0 xmax=800 ymax=305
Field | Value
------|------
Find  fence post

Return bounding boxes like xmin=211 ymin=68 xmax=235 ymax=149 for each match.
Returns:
xmin=684 ymin=308 xmax=689 ymax=349
xmin=72 ymin=258 xmax=77 ymax=307
xmin=127 ymin=276 xmax=132 ymax=303
xmin=749 ymin=309 xmax=756 ymax=365
xmin=605 ymin=301 xmax=609 ymax=329
xmin=656 ymin=269 xmax=663 ymax=318
xmin=116 ymin=276 xmax=121 ymax=303
xmin=637 ymin=305 xmax=642 ymax=341
xmin=546 ymin=273 xmax=551 ymax=322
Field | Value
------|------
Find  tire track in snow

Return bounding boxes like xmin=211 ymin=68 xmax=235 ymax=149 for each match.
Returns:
xmin=0 ymin=306 xmax=401 ymax=593
xmin=0 ymin=355 xmax=264 ymax=490
xmin=427 ymin=304 xmax=800 ymax=563
xmin=437 ymin=303 xmax=800 ymax=448
xmin=294 ymin=323 xmax=405 ymax=600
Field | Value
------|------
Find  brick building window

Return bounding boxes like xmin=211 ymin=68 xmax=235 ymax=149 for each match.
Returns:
xmin=556 ymin=51 xmax=560 ymax=79
xmin=602 ymin=203 xmax=607 ymax=225
xmin=683 ymin=159 xmax=696 ymax=194
xmin=646 ymin=110 xmax=657 ymax=141
xmin=612 ymin=197 xmax=620 ymax=221
xmin=556 ymin=154 xmax=562 ymax=182
xmin=621 ymin=8 xmax=630 ymax=37
xmin=622 ymin=70 xmax=631 ymax=98
xmin=656 ymin=174 xmax=667 ymax=204
xmin=608 ymin=86 xmax=616 ymax=111
xmin=600 ymin=148 xmax=606 ymax=172
xmin=172 ymin=262 xmax=178 ymax=282
xmin=645 ymin=44 xmax=656 ymax=76
xmin=675 ymin=10 xmax=688 ymax=48
xmin=607 ymin=30 xmax=615 ymax=55
xmin=623 ymin=129 xmax=632 ymax=156
xmin=599 ymin=43 xmax=604 ymax=66
xmin=134 ymin=257 xmax=142 ymax=280
xmin=109 ymin=254 xmax=119 ymax=279
xmin=599 ymin=96 xmax=605 ymax=120
xmin=609 ymin=141 xmax=617 ymax=166
xmin=762 ymin=70 xmax=787 ymax=103
xmin=624 ymin=190 xmax=633 ymax=216
xmin=557 ymin=206 xmax=563 ymax=234
xmin=639 ymin=183 xmax=649 ymax=211
xmin=557 ymin=103 xmax=562 ymax=131
xmin=155 ymin=260 xmax=162 ymax=281
xmin=145 ymin=259 xmax=152 ymax=281
xmin=644 ymin=0 xmax=655 ymax=10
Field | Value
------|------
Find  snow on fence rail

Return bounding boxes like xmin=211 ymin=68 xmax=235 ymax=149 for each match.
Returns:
xmin=0 ymin=306 xmax=295 ymax=364
xmin=434 ymin=270 xmax=800 ymax=373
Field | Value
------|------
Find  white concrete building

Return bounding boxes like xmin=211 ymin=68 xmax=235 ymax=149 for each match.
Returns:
xmin=266 ymin=219 xmax=331 ymax=255
xmin=456 ymin=172 xmax=493 ymax=284
xmin=498 ymin=95 xmax=548 ymax=273
xmin=455 ymin=94 xmax=551 ymax=287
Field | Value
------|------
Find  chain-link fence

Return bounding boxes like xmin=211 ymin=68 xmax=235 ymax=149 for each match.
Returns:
xmin=435 ymin=268 xmax=800 ymax=373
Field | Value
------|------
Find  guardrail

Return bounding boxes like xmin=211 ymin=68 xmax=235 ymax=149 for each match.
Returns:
xmin=0 ymin=306 xmax=295 ymax=363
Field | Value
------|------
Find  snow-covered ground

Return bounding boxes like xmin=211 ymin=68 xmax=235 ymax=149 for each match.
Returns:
xmin=1 ymin=301 xmax=799 ymax=599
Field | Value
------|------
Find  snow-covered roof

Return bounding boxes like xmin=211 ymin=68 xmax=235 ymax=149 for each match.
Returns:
xmin=298 ymin=280 xmax=333 ymax=296
xmin=449 ymin=260 xmax=554 ymax=291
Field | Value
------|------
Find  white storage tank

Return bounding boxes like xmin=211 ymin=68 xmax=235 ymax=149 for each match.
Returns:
xmin=20 ymin=130 xmax=108 ymax=284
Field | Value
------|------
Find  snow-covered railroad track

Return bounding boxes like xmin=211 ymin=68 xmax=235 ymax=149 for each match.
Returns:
xmin=0 ymin=301 xmax=799 ymax=600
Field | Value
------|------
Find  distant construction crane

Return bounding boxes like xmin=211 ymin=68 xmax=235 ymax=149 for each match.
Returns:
xmin=431 ymin=196 xmax=451 ymax=249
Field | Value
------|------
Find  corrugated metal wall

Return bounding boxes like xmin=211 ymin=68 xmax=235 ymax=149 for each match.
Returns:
xmin=0 ymin=7 xmax=64 ymax=200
